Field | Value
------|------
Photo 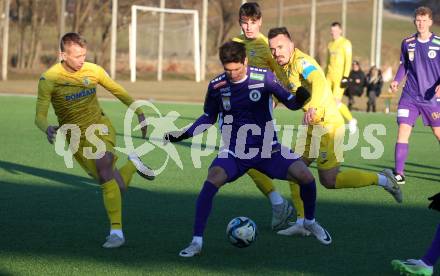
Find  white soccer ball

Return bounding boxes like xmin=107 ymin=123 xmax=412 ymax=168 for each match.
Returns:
xmin=226 ymin=216 xmax=257 ymax=248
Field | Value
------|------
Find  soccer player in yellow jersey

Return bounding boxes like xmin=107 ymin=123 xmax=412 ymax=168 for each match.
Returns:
xmin=325 ymin=22 xmax=357 ymax=134
xmin=232 ymin=2 xmax=296 ymax=231
xmin=35 ymin=33 xmax=154 ymax=248
xmin=268 ymin=27 xmax=403 ymax=236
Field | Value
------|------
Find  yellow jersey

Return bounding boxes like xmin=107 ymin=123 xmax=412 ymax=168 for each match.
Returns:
xmin=282 ymin=48 xmax=343 ymax=125
xmin=326 ymin=36 xmax=352 ymax=79
xmin=35 ymin=62 xmax=141 ymax=134
xmin=232 ymin=33 xmax=288 ymax=85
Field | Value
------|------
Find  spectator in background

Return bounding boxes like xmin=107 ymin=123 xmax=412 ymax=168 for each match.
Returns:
xmin=345 ymin=60 xmax=366 ymax=110
xmin=365 ymin=66 xmax=383 ymax=112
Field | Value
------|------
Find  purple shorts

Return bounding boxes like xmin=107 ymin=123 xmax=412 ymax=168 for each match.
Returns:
xmin=210 ymin=145 xmax=301 ymax=183
xmin=397 ymin=97 xmax=440 ymax=127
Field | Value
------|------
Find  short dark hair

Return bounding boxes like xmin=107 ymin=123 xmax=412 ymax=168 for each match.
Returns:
xmin=268 ymin=27 xmax=292 ymax=41
xmin=219 ymin=41 xmax=246 ymax=64
xmin=60 ymin=32 xmax=87 ymax=52
xmin=414 ymin=6 xmax=433 ymax=19
xmin=239 ymin=2 xmax=262 ymax=20
xmin=331 ymin=22 xmax=342 ymax=28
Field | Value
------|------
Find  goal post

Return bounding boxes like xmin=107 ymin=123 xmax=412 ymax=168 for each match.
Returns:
xmin=130 ymin=5 xmax=201 ymax=82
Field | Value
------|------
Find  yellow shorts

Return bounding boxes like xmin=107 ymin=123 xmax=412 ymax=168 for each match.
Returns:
xmin=327 ymin=77 xmax=344 ymax=100
xmin=73 ymin=116 xmax=117 ymax=180
xmin=294 ymin=123 xmax=344 ymax=170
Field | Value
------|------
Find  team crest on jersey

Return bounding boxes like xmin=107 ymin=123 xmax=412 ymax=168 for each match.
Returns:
xmin=428 ymin=50 xmax=437 ymax=59
xmin=408 ymin=51 xmax=415 ymax=61
xmin=83 ymin=77 xmax=90 ymax=86
xmin=249 ymin=89 xmax=261 ymax=102
xmin=221 ymin=95 xmax=231 ymax=111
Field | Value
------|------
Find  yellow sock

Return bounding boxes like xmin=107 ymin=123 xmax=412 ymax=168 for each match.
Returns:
xmin=335 ymin=170 xmax=378 ymax=189
xmin=289 ymin=181 xmax=305 ymax=219
xmin=119 ymin=161 xmax=137 ymax=188
xmin=247 ymin=169 xmax=274 ymax=196
xmin=102 ymin=179 xmax=122 ymax=230
xmin=338 ymin=103 xmax=353 ymax=121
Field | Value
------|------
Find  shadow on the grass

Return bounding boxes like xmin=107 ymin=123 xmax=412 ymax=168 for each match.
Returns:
xmin=0 ymin=160 xmax=438 ymax=276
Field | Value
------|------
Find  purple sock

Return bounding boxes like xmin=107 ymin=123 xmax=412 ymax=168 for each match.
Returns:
xmin=422 ymin=223 xmax=440 ymax=267
xmin=300 ymin=179 xmax=317 ymax=220
xmin=394 ymin=142 xmax=408 ymax=175
xmin=193 ymin=181 xmax=219 ymax=237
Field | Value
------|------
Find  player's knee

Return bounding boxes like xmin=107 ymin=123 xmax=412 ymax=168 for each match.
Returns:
xmin=294 ymin=169 xmax=315 ymax=185
xmin=207 ymin=167 xmax=227 ymax=187
xmin=96 ymin=153 xmax=115 ymax=183
xmin=319 ymin=175 xmax=336 ymax=189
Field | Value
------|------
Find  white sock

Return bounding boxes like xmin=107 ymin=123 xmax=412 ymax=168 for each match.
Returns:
xmin=305 ymin=218 xmax=315 ymax=225
xmin=296 ymin=218 xmax=305 ymax=225
xmin=268 ymin=191 xmax=284 ymax=205
xmin=377 ymin=174 xmax=388 ymax=187
xmin=110 ymin=229 xmax=124 ymax=238
xmin=192 ymin=236 xmax=203 ymax=246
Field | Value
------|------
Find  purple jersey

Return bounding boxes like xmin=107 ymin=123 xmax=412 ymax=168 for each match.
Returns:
xmin=204 ymin=66 xmax=298 ymax=156
xmin=395 ymin=33 xmax=440 ymax=105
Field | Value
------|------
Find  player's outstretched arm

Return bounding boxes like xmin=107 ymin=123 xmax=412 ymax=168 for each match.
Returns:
xmin=163 ymin=113 xmax=217 ymax=144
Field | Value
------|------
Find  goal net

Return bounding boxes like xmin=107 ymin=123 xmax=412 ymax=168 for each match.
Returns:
xmin=130 ymin=5 xmax=200 ymax=82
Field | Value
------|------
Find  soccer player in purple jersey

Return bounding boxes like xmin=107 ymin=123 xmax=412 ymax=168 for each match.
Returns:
xmin=164 ymin=41 xmax=332 ymax=257
xmin=390 ymin=6 xmax=440 ymax=184
xmin=391 ymin=192 xmax=440 ymax=276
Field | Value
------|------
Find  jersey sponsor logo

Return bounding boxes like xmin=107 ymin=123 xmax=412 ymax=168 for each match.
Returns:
xmin=65 ymin=87 xmax=96 ymax=101
xmin=250 ymin=72 xmax=265 ymax=81
xmin=432 ymin=38 xmax=440 ymax=46
xmin=432 ymin=112 xmax=440 ymax=120
xmin=250 ymin=49 xmax=256 ymax=57
xmin=429 ymin=46 xmax=440 ymax=50
xmin=408 ymin=43 xmax=416 ymax=48
xmin=249 ymin=89 xmax=261 ymax=102
xmin=213 ymin=80 xmax=227 ymax=89
xmin=250 ymin=67 xmax=267 ymax=73
xmin=219 ymin=86 xmax=231 ymax=93
xmin=397 ymin=108 xmax=409 ymax=118
xmin=405 ymin=36 xmax=415 ymax=43
xmin=248 ymin=83 xmax=264 ymax=89
xmin=428 ymin=50 xmax=437 ymax=59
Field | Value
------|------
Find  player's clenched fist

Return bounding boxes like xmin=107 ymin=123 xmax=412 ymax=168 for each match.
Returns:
xmin=46 ymin=126 xmax=59 ymax=144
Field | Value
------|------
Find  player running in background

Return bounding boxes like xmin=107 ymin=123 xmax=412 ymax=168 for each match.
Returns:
xmin=389 ymin=6 xmax=440 ymax=185
xmin=165 ymin=41 xmax=332 ymax=257
xmin=267 ymin=27 xmax=402 ymax=236
xmin=325 ymin=22 xmax=358 ymax=134
xmin=232 ymin=2 xmax=296 ymax=231
xmin=391 ymin=192 xmax=440 ymax=276
xmin=35 ymin=32 xmax=154 ymax=249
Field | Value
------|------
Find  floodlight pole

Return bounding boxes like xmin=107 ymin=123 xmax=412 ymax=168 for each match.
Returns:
xmin=370 ymin=0 xmax=377 ymax=66
xmin=2 ymin=0 xmax=10 ymax=81
xmin=110 ymin=0 xmax=118 ymax=79
xmin=200 ymin=0 xmax=208 ymax=81
xmin=375 ymin=0 xmax=383 ymax=68
xmin=342 ymin=0 xmax=347 ymax=37
xmin=59 ymin=0 xmax=66 ymax=40
xmin=130 ymin=6 xmax=137 ymax=82
xmin=157 ymin=0 xmax=165 ymax=81
xmin=277 ymin=0 xmax=284 ymax=27
xmin=309 ymin=0 xmax=316 ymax=58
